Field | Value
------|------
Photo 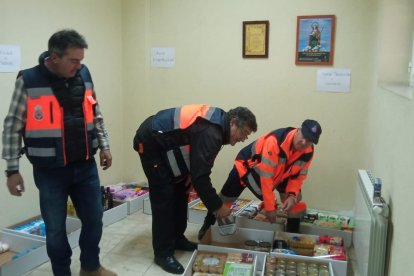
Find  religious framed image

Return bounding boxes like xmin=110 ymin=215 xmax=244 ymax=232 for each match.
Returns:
xmin=243 ymin=21 xmax=269 ymax=58
xmin=295 ymin=15 xmax=336 ymax=65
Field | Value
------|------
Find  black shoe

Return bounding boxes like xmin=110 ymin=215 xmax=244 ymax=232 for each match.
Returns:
xmin=154 ymin=255 xmax=184 ymax=274
xmin=175 ymin=238 xmax=198 ymax=251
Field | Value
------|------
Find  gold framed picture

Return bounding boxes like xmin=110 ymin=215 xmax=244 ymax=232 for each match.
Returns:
xmin=295 ymin=15 xmax=336 ymax=65
xmin=243 ymin=21 xmax=269 ymax=58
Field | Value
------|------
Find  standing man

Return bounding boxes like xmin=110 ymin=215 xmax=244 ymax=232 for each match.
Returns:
xmin=198 ymin=119 xmax=322 ymax=240
xmin=2 ymin=29 xmax=116 ymax=276
xmin=133 ymin=104 xmax=257 ymax=274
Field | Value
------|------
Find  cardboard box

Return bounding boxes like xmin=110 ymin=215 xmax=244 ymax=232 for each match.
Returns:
xmin=183 ymin=249 xmax=258 ymax=276
xmin=199 ymin=225 xmax=274 ymax=269
xmin=261 ymin=254 xmax=335 ymax=276
xmin=114 ymin=191 xmax=149 ymax=215
xmin=272 ymin=232 xmax=347 ymax=276
xmin=102 ymin=201 xmax=128 ymax=227
xmin=0 ymin=231 xmax=48 ymax=276
xmin=4 ymin=215 xmax=81 ymax=249
xmin=300 ymin=222 xmax=353 ymax=247
xmin=236 ymin=216 xmax=285 ymax=232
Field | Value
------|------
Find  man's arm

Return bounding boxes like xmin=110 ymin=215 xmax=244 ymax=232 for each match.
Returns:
xmin=93 ymin=96 xmax=112 ymax=170
xmin=2 ymin=76 xmax=27 ymax=196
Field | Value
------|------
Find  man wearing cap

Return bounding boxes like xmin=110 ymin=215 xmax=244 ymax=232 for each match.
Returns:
xmin=198 ymin=119 xmax=322 ymax=239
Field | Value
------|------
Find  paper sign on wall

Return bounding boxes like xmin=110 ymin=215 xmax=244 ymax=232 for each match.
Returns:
xmin=151 ymin=48 xmax=175 ymax=68
xmin=317 ymin=68 xmax=351 ymax=93
xmin=0 ymin=45 xmax=20 ymax=72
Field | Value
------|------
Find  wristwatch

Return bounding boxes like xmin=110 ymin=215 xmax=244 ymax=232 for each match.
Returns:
xmin=5 ymin=170 xmax=19 ymax=177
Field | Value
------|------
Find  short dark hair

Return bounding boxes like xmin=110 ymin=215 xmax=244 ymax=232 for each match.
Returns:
xmin=227 ymin=107 xmax=257 ymax=132
xmin=48 ymin=29 xmax=88 ymax=57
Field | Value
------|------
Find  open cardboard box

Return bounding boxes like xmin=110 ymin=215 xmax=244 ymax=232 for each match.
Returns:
xmin=4 ymin=215 xmax=81 ymax=249
xmin=114 ymin=191 xmax=149 ymax=215
xmin=187 ymin=198 xmax=207 ymax=224
xmin=273 ymin=231 xmax=347 ymax=276
xmin=261 ymin=254 xmax=335 ymax=276
xmin=0 ymin=231 xmax=48 ymax=276
xmin=183 ymin=248 xmax=258 ymax=276
xmin=198 ymin=225 xmax=274 ymax=269
xmin=300 ymin=222 xmax=353 ymax=248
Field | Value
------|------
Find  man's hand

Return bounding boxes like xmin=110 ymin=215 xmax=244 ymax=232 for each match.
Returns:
xmin=281 ymin=196 xmax=297 ymax=212
xmin=7 ymin=173 xmax=25 ymax=196
xmin=99 ymin=149 xmax=112 ymax=170
xmin=265 ymin=209 xmax=277 ymax=223
xmin=214 ymin=204 xmax=231 ymax=219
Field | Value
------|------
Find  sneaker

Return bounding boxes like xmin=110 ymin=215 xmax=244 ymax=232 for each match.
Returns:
xmin=79 ymin=266 xmax=117 ymax=276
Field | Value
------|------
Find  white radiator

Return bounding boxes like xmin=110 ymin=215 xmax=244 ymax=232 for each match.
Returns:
xmin=353 ymin=170 xmax=389 ymax=276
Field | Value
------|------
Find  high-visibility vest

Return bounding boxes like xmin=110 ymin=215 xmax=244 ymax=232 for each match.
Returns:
xmin=235 ymin=127 xmax=314 ymax=211
xmin=21 ymin=65 xmax=98 ymax=167
xmin=152 ymin=104 xmax=227 ymax=178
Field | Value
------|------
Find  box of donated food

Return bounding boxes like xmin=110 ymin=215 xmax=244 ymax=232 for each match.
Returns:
xmin=107 ymin=182 xmax=150 ymax=215
xmin=272 ymin=231 xmax=347 ymax=276
xmin=198 ymin=225 xmax=274 ymax=269
xmin=183 ymin=248 xmax=258 ymax=276
xmin=0 ymin=231 xmax=48 ymax=276
xmin=188 ymin=199 xmax=207 ymax=224
xmin=4 ymin=215 xmax=81 ymax=249
xmin=143 ymin=197 xmax=152 ymax=215
xmin=261 ymin=254 xmax=335 ymax=276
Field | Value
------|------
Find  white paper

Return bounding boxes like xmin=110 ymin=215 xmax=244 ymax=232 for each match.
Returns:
xmin=0 ymin=45 xmax=21 ymax=72
xmin=317 ymin=68 xmax=351 ymax=93
xmin=151 ymin=48 xmax=175 ymax=68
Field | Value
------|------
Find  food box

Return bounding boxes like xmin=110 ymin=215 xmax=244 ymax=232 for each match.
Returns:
xmin=4 ymin=215 xmax=81 ymax=249
xmin=0 ymin=231 xmax=48 ymax=276
xmin=198 ymin=225 xmax=274 ymax=269
xmin=261 ymin=254 xmax=335 ymax=276
xmin=183 ymin=248 xmax=258 ymax=276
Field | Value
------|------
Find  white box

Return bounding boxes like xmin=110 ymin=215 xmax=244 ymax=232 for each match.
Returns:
xmin=102 ymin=201 xmax=128 ymax=227
xmin=199 ymin=225 xmax=274 ymax=269
xmin=0 ymin=231 xmax=48 ymax=276
xmin=183 ymin=248 xmax=258 ymax=276
xmin=236 ymin=216 xmax=285 ymax=232
xmin=114 ymin=191 xmax=149 ymax=215
xmin=273 ymin=232 xmax=348 ymax=276
xmin=143 ymin=197 xmax=203 ymax=217
xmin=300 ymin=222 xmax=353 ymax=247
xmin=143 ymin=197 xmax=152 ymax=215
xmin=261 ymin=254 xmax=335 ymax=276
xmin=4 ymin=215 xmax=81 ymax=249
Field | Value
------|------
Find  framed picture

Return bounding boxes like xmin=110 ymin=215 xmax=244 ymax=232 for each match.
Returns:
xmin=295 ymin=15 xmax=336 ymax=65
xmin=243 ymin=21 xmax=269 ymax=58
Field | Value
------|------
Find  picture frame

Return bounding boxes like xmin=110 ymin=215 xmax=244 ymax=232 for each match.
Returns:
xmin=243 ymin=21 xmax=269 ymax=58
xmin=295 ymin=15 xmax=336 ymax=65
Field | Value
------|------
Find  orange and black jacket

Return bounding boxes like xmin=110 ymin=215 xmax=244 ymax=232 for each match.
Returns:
xmin=21 ymin=55 xmax=98 ymax=167
xmin=235 ymin=127 xmax=314 ymax=211
xmin=134 ymin=104 xmax=230 ymax=212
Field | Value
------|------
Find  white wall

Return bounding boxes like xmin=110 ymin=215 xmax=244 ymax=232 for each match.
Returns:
xmin=122 ymin=0 xmax=377 ymax=213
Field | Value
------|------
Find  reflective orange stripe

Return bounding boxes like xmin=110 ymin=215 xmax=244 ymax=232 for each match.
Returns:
xmin=83 ymin=89 xmax=95 ymax=123
xmin=26 ymin=95 xmax=62 ymax=131
xmin=179 ymin=104 xmax=210 ymax=129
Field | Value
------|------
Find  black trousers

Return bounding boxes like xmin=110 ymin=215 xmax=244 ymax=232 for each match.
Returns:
xmin=139 ymin=149 xmax=188 ymax=257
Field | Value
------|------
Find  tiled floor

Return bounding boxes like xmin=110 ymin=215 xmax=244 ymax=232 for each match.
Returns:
xmin=24 ymin=211 xmax=358 ymax=276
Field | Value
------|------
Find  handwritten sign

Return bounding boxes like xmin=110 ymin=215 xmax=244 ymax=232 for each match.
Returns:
xmin=317 ymin=68 xmax=351 ymax=93
xmin=0 ymin=45 xmax=20 ymax=72
xmin=151 ymin=48 xmax=175 ymax=68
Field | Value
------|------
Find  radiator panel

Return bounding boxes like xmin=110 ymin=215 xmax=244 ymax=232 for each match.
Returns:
xmin=353 ymin=170 xmax=389 ymax=276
